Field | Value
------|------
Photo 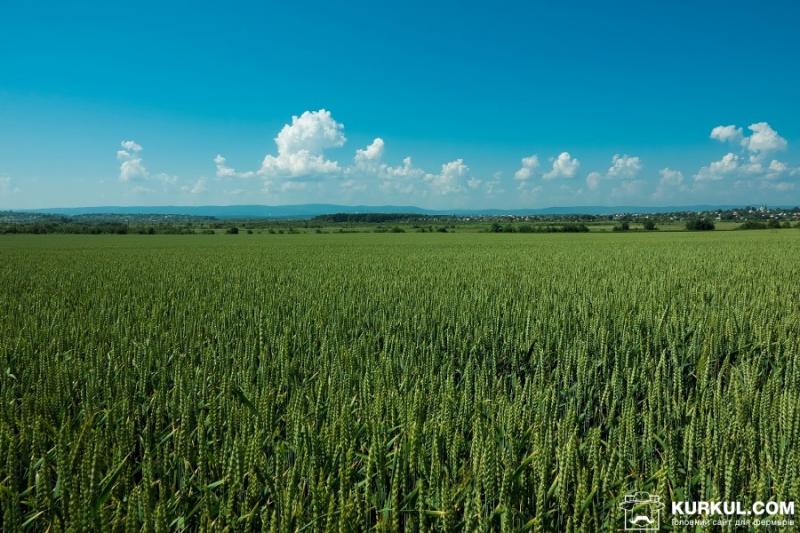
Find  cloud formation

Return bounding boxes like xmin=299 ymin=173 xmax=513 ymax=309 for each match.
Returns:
xmin=697 ymin=122 xmax=795 ymax=189
xmin=214 ymin=154 xmax=255 ymax=179
xmin=106 ymin=113 xmax=795 ymax=205
xmin=607 ymin=154 xmax=642 ymax=178
xmin=259 ymin=109 xmax=345 ymax=178
xmin=424 ymin=159 xmax=468 ymax=195
xmin=695 ymin=153 xmax=740 ymax=182
xmin=181 ymin=177 xmax=207 ymax=195
xmin=354 ymin=138 xmax=385 ymax=168
xmin=710 ymin=125 xmax=743 ymax=144
xmin=117 ymin=140 xmax=148 ymax=182
xmin=514 ymin=155 xmax=540 ymax=181
xmin=742 ymin=122 xmax=787 ymax=155
xmin=543 ymin=152 xmax=580 ymax=180
xmin=653 ymin=168 xmax=686 ymax=199
xmin=711 ymin=122 xmax=787 ymax=157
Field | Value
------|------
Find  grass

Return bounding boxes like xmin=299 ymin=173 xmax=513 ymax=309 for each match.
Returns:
xmin=1 ymin=231 xmax=799 ymax=531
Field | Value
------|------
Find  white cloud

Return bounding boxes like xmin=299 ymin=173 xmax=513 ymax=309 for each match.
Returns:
xmin=121 ymin=140 xmax=142 ymax=152
xmin=543 ymin=152 xmax=579 ymax=180
xmin=117 ymin=140 xmax=148 ymax=182
xmin=377 ymin=157 xmax=423 ymax=194
xmin=384 ymin=156 xmax=423 ymax=179
xmin=658 ymin=168 xmax=684 ymax=187
xmin=742 ymin=122 xmax=787 ymax=155
xmin=260 ymin=109 xmax=345 ymax=178
xmin=694 ymin=152 xmax=739 ymax=182
xmin=214 ymin=154 xmax=255 ymax=178
xmin=768 ymin=159 xmax=787 ymax=174
xmin=181 ymin=177 xmax=207 ymax=195
xmin=653 ymin=168 xmax=686 ymax=199
xmin=424 ymin=159 xmax=467 ymax=194
xmin=354 ymin=138 xmax=384 ymax=167
xmin=584 ymin=154 xmax=642 ymax=191
xmin=214 ymin=154 xmax=235 ymax=177
xmin=585 ymin=171 xmax=602 ymax=191
xmin=514 ymin=155 xmax=539 ymax=181
xmin=710 ymin=125 xmax=743 ymax=144
xmin=467 ymin=177 xmax=482 ymax=190
xmin=696 ymin=120 xmax=797 ymax=188
xmin=711 ymin=122 xmax=787 ymax=159
xmin=607 ymin=154 xmax=641 ymax=178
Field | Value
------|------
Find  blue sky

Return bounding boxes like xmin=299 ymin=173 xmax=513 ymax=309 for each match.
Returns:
xmin=1 ymin=0 xmax=799 ymax=209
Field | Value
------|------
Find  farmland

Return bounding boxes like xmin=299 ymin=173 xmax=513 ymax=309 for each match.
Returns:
xmin=1 ymin=231 xmax=799 ymax=531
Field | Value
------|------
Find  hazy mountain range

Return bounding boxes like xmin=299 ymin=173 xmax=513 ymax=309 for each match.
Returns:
xmin=19 ymin=203 xmax=781 ymax=219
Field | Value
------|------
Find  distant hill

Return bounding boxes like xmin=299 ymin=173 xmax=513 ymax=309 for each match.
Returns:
xmin=20 ymin=203 xmax=785 ymax=219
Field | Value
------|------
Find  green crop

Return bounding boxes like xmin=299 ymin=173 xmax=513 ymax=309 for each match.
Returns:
xmin=1 ymin=231 xmax=798 ymax=531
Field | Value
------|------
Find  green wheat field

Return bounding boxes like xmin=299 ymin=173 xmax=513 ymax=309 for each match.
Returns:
xmin=1 ymin=231 xmax=799 ymax=531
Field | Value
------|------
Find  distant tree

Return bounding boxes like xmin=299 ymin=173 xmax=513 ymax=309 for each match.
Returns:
xmin=226 ymin=226 xmax=239 ymax=234
xmin=563 ymin=223 xmax=589 ymax=233
xmin=686 ymin=218 xmax=715 ymax=231
xmin=643 ymin=220 xmax=657 ymax=231
xmin=767 ymin=219 xmax=781 ymax=229
xmin=613 ymin=221 xmax=630 ymax=232
xmin=490 ymin=223 xmax=502 ymax=233
xmin=738 ymin=221 xmax=767 ymax=230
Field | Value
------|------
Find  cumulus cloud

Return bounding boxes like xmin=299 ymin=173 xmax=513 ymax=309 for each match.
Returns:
xmin=467 ymin=177 xmax=482 ymax=190
xmin=584 ymin=154 xmax=642 ymax=191
xmin=484 ymin=172 xmax=504 ymax=195
xmin=354 ymin=138 xmax=385 ymax=168
xmin=742 ymin=122 xmax=787 ymax=154
xmin=607 ymin=154 xmax=642 ymax=178
xmin=214 ymin=154 xmax=255 ymax=178
xmin=585 ymin=171 xmax=602 ymax=191
xmin=710 ymin=125 xmax=743 ymax=144
xmin=117 ymin=140 xmax=148 ymax=182
xmin=694 ymin=152 xmax=739 ymax=182
xmin=260 ymin=109 xmax=345 ymax=178
xmin=121 ymin=140 xmax=142 ymax=152
xmin=514 ymin=155 xmax=540 ymax=181
xmin=543 ymin=152 xmax=579 ymax=180
xmin=659 ymin=168 xmax=684 ymax=187
xmin=699 ymin=122 xmax=794 ymax=191
xmin=711 ymin=122 xmax=787 ymax=157
xmin=424 ymin=159 xmax=468 ymax=195
xmin=375 ymin=157 xmax=422 ymax=194
xmin=653 ymin=168 xmax=686 ymax=199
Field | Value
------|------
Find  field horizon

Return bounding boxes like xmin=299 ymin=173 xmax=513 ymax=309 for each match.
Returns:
xmin=12 ymin=202 xmax=795 ymax=219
